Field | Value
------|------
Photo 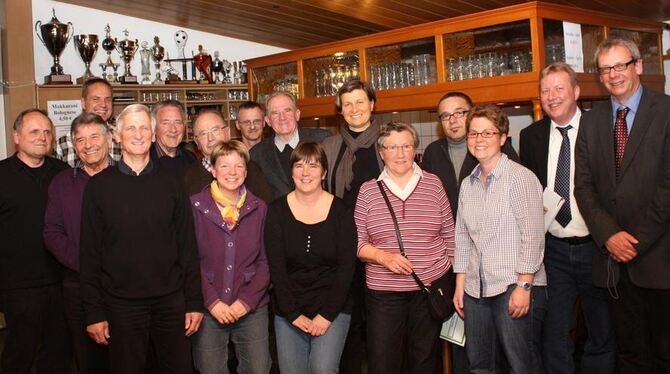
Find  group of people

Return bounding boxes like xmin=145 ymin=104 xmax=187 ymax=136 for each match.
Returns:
xmin=0 ymin=36 xmax=668 ymax=374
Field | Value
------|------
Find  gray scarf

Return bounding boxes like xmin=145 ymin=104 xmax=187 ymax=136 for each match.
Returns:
xmin=334 ymin=121 xmax=380 ymax=197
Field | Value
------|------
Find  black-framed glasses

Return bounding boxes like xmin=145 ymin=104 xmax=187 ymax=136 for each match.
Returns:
xmin=467 ymin=130 xmax=500 ymax=139
xmin=597 ymin=59 xmax=637 ymax=75
xmin=439 ymin=110 xmax=469 ymax=122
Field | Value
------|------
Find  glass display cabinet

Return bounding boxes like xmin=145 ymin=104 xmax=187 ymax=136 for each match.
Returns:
xmin=246 ymin=2 xmax=663 ymax=119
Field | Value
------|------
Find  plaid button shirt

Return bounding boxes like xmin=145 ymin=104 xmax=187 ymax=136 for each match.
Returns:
xmin=55 ymin=121 xmax=122 ymax=167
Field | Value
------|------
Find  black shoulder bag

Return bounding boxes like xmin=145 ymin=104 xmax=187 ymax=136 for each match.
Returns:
xmin=376 ymin=181 xmax=455 ymax=321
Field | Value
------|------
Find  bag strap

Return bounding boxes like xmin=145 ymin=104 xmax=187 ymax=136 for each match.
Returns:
xmin=376 ymin=181 xmax=428 ymax=291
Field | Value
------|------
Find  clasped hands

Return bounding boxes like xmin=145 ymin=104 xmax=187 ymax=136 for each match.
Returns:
xmin=210 ymin=300 xmax=248 ymax=325
xmin=605 ymin=231 xmax=638 ymax=263
xmin=292 ymin=314 xmax=331 ymax=336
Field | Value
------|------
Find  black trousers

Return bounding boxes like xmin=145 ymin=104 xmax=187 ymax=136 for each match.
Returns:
xmin=366 ymin=288 xmax=441 ymax=374
xmin=63 ymin=286 xmax=110 ymax=373
xmin=339 ymin=261 xmax=366 ymax=374
xmin=0 ymin=284 xmax=72 ymax=374
xmin=608 ymin=266 xmax=670 ymax=373
xmin=103 ymin=291 xmax=193 ymax=374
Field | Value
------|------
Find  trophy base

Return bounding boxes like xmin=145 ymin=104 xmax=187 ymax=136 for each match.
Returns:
xmin=44 ymin=74 xmax=73 ymax=85
xmin=76 ymin=76 xmax=98 ymax=84
xmin=119 ymin=76 xmax=139 ymax=84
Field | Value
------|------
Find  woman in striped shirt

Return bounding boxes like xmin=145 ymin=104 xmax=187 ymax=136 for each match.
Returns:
xmin=355 ymin=122 xmax=455 ymax=373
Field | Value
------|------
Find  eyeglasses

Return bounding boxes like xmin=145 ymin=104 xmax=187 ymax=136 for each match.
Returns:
xmin=439 ymin=110 xmax=469 ymax=122
xmin=381 ymin=144 xmax=414 ymax=153
xmin=467 ymin=130 xmax=500 ymax=139
xmin=597 ymin=59 xmax=637 ymax=75
xmin=237 ymin=119 xmax=264 ymax=127
xmin=195 ymin=126 xmax=227 ymax=138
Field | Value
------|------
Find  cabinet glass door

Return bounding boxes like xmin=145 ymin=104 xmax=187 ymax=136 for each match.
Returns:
xmin=366 ymin=37 xmax=436 ymax=91
xmin=304 ymin=51 xmax=359 ymax=98
xmin=252 ymin=62 xmax=298 ymax=103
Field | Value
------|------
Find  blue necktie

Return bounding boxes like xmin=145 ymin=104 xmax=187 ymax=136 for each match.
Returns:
xmin=554 ymin=125 xmax=572 ymax=227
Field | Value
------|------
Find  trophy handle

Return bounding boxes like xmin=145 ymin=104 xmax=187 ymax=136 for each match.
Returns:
xmin=35 ymin=21 xmax=45 ymax=45
xmin=66 ymin=22 xmax=74 ymax=45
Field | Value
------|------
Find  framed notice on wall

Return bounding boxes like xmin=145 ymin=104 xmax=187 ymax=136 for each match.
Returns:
xmin=47 ymin=100 xmax=82 ymax=138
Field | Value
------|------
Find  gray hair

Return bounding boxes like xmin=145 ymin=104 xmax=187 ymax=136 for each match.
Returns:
xmin=265 ymin=91 xmax=298 ymax=112
xmin=70 ymin=112 xmax=109 ymax=139
xmin=151 ymin=100 xmax=186 ymax=122
xmin=594 ymin=37 xmax=641 ymax=65
xmin=377 ymin=122 xmax=420 ymax=149
xmin=116 ymin=104 xmax=155 ymax=132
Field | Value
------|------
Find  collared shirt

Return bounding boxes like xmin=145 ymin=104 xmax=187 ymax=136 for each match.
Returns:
xmin=202 ymin=157 xmax=213 ymax=172
xmin=376 ymin=162 xmax=423 ymax=201
xmin=455 ymin=154 xmax=546 ymax=298
xmin=610 ymin=85 xmax=643 ymax=132
xmin=118 ymin=158 xmax=154 ymax=176
xmin=274 ymin=131 xmax=299 ymax=152
xmin=55 ymin=121 xmax=122 ymax=167
xmin=546 ymin=110 xmax=589 ymax=238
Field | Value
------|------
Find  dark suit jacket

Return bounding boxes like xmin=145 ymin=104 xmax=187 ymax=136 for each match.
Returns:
xmin=249 ymin=127 xmax=331 ymax=200
xmin=519 ymin=117 xmax=552 ymax=188
xmin=183 ymin=159 xmax=273 ymax=203
xmin=422 ymin=138 xmax=519 ymax=215
xmin=574 ymin=86 xmax=670 ymax=289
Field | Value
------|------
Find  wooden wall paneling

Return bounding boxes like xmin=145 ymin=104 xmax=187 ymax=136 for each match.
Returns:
xmin=2 ymin=0 xmax=37 ymax=155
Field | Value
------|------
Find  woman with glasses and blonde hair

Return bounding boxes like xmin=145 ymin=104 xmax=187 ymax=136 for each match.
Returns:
xmin=453 ymin=104 xmax=547 ymax=373
xmin=355 ymin=122 xmax=455 ymax=373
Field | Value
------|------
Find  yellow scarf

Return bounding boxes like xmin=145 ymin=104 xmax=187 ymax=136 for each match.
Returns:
xmin=210 ymin=181 xmax=247 ymax=230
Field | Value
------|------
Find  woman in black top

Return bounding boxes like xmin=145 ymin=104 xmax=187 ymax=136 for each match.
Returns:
xmin=265 ymin=142 xmax=356 ymax=374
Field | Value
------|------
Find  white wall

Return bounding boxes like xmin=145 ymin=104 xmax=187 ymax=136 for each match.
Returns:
xmin=32 ymin=0 xmax=287 ymax=85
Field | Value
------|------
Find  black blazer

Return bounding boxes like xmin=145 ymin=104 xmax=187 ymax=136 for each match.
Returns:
xmin=422 ymin=138 xmax=519 ymax=215
xmin=574 ymin=86 xmax=670 ymax=289
xmin=250 ymin=127 xmax=331 ymax=200
xmin=519 ymin=117 xmax=551 ymax=188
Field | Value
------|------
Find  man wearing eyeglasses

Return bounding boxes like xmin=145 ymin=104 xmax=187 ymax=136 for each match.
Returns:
xmin=422 ymin=92 xmax=518 ymax=374
xmin=183 ymin=109 xmax=272 ymax=201
xmin=574 ymin=37 xmax=670 ymax=373
xmin=520 ymin=62 xmax=616 ymax=374
xmin=250 ymin=91 xmax=331 ymax=200
xmin=235 ymin=101 xmax=265 ymax=149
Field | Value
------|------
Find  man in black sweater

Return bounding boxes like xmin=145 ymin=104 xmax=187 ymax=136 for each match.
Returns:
xmin=0 ymin=109 xmax=71 ymax=373
xmin=80 ymin=104 xmax=203 ymax=373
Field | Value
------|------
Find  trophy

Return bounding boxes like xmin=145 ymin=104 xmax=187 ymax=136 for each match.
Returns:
xmin=100 ymin=24 xmax=120 ymax=83
xmin=174 ymin=30 xmax=188 ymax=79
xmin=73 ymin=34 xmax=99 ymax=84
xmin=115 ymin=29 xmax=139 ymax=84
xmin=139 ymin=41 xmax=152 ymax=84
xmin=222 ymin=59 xmax=232 ymax=84
xmin=212 ymin=51 xmax=223 ymax=83
xmin=35 ymin=9 xmax=73 ymax=84
xmin=193 ymin=45 xmax=213 ymax=83
xmin=151 ymin=36 xmax=165 ymax=84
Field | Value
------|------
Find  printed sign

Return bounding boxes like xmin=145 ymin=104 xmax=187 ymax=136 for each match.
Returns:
xmin=47 ymin=100 xmax=82 ymax=138
xmin=563 ymin=22 xmax=584 ymax=73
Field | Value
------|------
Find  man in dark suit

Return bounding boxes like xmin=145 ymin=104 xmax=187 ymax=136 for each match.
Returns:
xmin=520 ymin=62 xmax=615 ymax=374
xmin=250 ymin=91 xmax=330 ymax=199
xmin=423 ymin=92 xmax=519 ymax=215
xmin=574 ymin=37 xmax=670 ymax=373
xmin=422 ymin=92 xmax=518 ymax=374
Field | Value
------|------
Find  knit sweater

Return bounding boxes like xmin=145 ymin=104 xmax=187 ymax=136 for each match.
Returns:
xmin=80 ymin=164 xmax=203 ymax=325
xmin=354 ymin=172 xmax=455 ymax=291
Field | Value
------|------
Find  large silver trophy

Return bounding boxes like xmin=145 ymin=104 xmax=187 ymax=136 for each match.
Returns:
xmin=74 ymin=34 xmax=99 ymax=84
xmin=151 ymin=36 xmax=165 ymax=84
xmin=100 ymin=24 xmax=120 ymax=83
xmin=139 ymin=41 xmax=152 ymax=84
xmin=116 ymin=29 xmax=139 ymax=84
xmin=35 ymin=9 xmax=73 ymax=84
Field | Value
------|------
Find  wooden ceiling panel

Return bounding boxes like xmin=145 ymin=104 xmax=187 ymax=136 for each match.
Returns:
xmin=56 ymin=0 xmax=670 ymax=49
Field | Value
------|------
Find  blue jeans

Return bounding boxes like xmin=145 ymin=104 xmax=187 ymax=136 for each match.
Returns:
xmin=543 ymin=236 xmax=616 ymax=374
xmin=192 ymin=305 xmax=271 ymax=374
xmin=274 ymin=313 xmax=351 ymax=374
xmin=464 ymin=284 xmax=547 ymax=374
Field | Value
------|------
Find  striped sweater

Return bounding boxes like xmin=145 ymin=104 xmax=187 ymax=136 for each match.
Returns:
xmin=354 ymin=172 xmax=455 ymax=291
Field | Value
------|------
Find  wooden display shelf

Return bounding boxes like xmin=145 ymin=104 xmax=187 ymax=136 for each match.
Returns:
xmin=246 ymin=1 xmax=665 ymax=122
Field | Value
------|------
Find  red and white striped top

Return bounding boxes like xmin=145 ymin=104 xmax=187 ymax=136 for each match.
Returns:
xmin=354 ymin=172 xmax=455 ymax=291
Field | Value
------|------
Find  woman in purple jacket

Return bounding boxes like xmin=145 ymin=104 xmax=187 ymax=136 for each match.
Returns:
xmin=191 ymin=140 xmax=271 ymax=374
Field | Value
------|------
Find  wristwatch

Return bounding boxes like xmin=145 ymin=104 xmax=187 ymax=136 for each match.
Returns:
xmin=516 ymin=281 xmax=532 ymax=291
